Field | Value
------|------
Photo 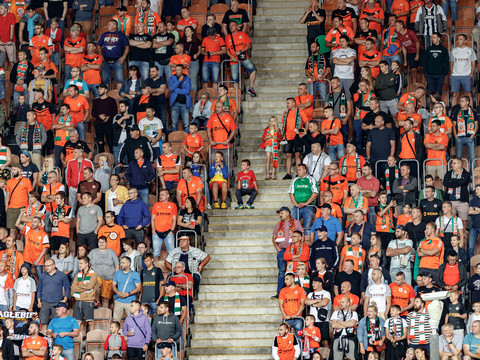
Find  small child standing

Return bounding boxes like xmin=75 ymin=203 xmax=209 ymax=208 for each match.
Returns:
xmin=183 ymin=123 xmax=204 ymax=164
xmin=391 ymin=61 xmax=403 ymax=99
xmin=260 ymin=116 xmax=282 ymax=180
xmin=384 ymin=305 xmax=407 ymax=359
xmin=209 ymin=151 xmax=229 ymax=209
xmin=235 ymin=159 xmax=258 ymax=209
xmin=446 ymin=290 xmax=467 ymax=338
xmin=469 ymin=264 xmax=480 ymax=305
xmin=320 ymin=106 xmax=344 ymax=161
xmin=141 ymin=303 xmax=152 ymax=320
xmin=50 ymin=344 xmax=66 ymax=360
xmin=103 ymin=321 xmax=127 ymax=359
xmin=294 ymin=263 xmax=310 ymax=293
xmin=300 ymin=315 xmax=321 ymax=359
xmin=467 ymin=302 xmax=480 ymax=333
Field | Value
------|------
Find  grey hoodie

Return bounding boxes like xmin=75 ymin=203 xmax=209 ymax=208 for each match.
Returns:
xmin=152 ymin=313 xmax=182 ymax=343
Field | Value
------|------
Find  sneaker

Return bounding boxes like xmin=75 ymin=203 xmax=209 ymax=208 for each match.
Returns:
xmin=207 ymin=203 xmax=212 ymax=210
xmin=282 ymin=174 xmax=292 ymax=180
xmin=235 ymin=205 xmax=244 ymax=209
xmin=94 ymin=301 xmax=100 ymax=309
xmin=221 ymin=202 xmax=227 ymax=209
xmin=245 ymin=204 xmax=254 ymax=209
xmin=248 ymin=87 xmax=257 ymax=97
xmin=214 ymin=202 xmax=220 ymax=209
xmin=271 ymin=294 xmax=279 ymax=299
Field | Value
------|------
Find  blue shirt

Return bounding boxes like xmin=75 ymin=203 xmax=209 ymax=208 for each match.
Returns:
xmin=37 ymin=270 xmax=71 ymax=303
xmin=98 ymin=31 xmax=129 ymax=60
xmin=113 ymin=269 xmax=141 ymax=303
xmin=310 ymin=216 xmax=342 ymax=242
xmin=470 ymin=196 xmax=480 ymax=229
xmin=464 ymin=332 xmax=480 ymax=354
xmin=48 ymin=316 xmax=79 ymax=350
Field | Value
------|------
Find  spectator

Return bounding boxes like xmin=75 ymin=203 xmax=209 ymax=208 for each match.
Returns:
xmin=89 ymin=236 xmax=119 ymax=307
xmin=5 ymin=164 xmax=32 ymax=234
xmin=0 ymin=4 xmax=15 ymax=65
xmin=357 ymin=303 xmax=386 ymax=356
xmin=151 ymin=189 xmax=177 ymax=256
xmin=331 ymin=297 xmax=358 ymax=360
xmin=28 ymin=22 xmax=53 ymax=68
xmin=211 ymin=84 xmax=238 ymax=119
xmin=126 ymin=147 xmax=155 ymax=205
xmin=406 ymin=296 xmax=432 ymax=350
xmin=77 ymin=167 xmax=102 ymax=206
xmin=309 ymin=226 xmax=339 ymax=271
xmin=427 ymin=102 xmax=452 ymax=136
xmin=387 ymin=224 xmax=413 ymax=281
xmin=123 ymin=300 xmax=151 ymax=358
xmin=414 ymin=0 xmax=447 ymax=48
xmin=272 ymin=323 xmax=300 ymax=360
xmin=225 ymin=21 xmax=257 ymax=97
xmin=92 ymin=83 xmax=117 ymax=153
xmin=436 ymin=250 xmax=467 ymax=292
xmin=235 ymin=159 xmax=258 ymax=209
xmin=334 ymin=258 xmax=362 ymax=298
xmin=278 ymin=272 xmax=306 ymax=334
xmin=419 ymin=186 xmax=443 ymax=223
xmin=118 ymin=187 xmax=151 ymax=244
xmin=113 ymin=6 xmax=132 ymax=36
xmin=47 ymin=302 xmax=80 ymax=360
xmin=169 ymin=63 xmax=192 ymax=132
xmin=98 ymin=20 xmax=130 ymax=91
xmin=301 ymin=0 xmax=327 ymax=53
xmin=207 ymin=101 xmax=237 ymax=161
xmin=139 ymin=252 xmax=163 ymax=313
xmin=422 ymin=32 xmax=450 ymax=95
xmin=302 ymin=142 xmax=330 ymax=183
xmin=11 ymin=50 xmax=34 ymax=107
xmin=144 ymin=65 xmax=168 ymax=131
xmin=71 ymin=256 xmax=97 ymax=331
xmin=344 ymin=185 xmax=368 ymax=228
xmin=118 ymin=125 xmax=153 ymax=169
xmin=424 ymin=119 xmax=448 ymax=180
xmin=418 ymin=222 xmax=444 ymax=275
xmin=319 ymin=163 xmax=348 ymax=206
xmin=321 ymin=106 xmax=344 ymax=161
xmin=201 ymin=14 xmax=222 ymax=39
xmin=16 ymin=111 xmax=47 ymax=170
xmin=112 ymin=256 xmax=141 ymax=321
xmin=1 ymin=235 xmax=24 ymax=280
xmin=157 ymin=141 xmax=181 ymax=191
xmin=464 ymin=320 xmax=480 ymax=359
xmin=470 ymin=185 xmax=480 ymax=259
xmin=18 ymin=6 xmax=43 ymax=50
xmin=357 ymin=163 xmax=380 ymax=224
xmin=152 ymin=301 xmax=183 ymax=358
xmin=120 ymin=65 xmax=143 ymax=111
xmin=392 ymin=163 xmax=418 ymax=214
xmin=439 ymin=323 xmax=463 ymax=359
xmin=76 ymin=192 xmax=103 ymax=250
xmin=152 ymin=21 xmax=175 ymax=80
xmin=364 ymin=268 xmax=391 ymax=319
xmin=139 ymin=106 xmax=163 ymax=160
xmin=444 ymin=156 xmax=471 ymax=230
xmin=366 ymin=114 xmax=396 ymax=177
xmin=176 ymin=167 xmax=205 ymax=212
xmin=450 ymin=34 xmax=477 ymax=107
xmin=21 ymin=322 xmax=48 ymax=360
xmin=112 ymin=102 xmax=137 ymax=168
xmin=135 ymin=0 xmax=161 ymax=36
xmin=311 ymin=203 xmax=343 ymax=246
xmin=178 ymin=26 xmax=201 ymax=96
xmin=165 ymin=235 xmax=209 ymax=296
xmin=51 ymin=243 xmax=74 ymax=277
xmin=331 ymin=35 xmax=356 ymax=100
xmin=19 ymin=151 xmax=39 ymax=190
xmin=47 ymin=191 xmax=72 ymax=253
xmin=60 ymin=128 xmax=92 ymax=171
xmin=436 ymin=201 xmax=464 ymax=250
xmin=344 ymin=210 xmax=375 ymax=249
xmin=201 ymin=28 xmax=225 ymax=89
xmin=222 ymin=0 xmax=249 ymax=35
xmin=177 ymin=196 xmax=203 ymax=239
xmin=169 ymin=43 xmax=191 ymax=77
xmin=63 ymin=66 xmax=89 ymax=98
xmin=63 ymin=85 xmax=90 ymax=141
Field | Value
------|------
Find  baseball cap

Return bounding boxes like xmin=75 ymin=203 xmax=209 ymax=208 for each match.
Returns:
xmin=130 ymin=124 xmax=140 ymax=131
xmin=158 ymin=342 xmax=172 ymax=349
xmin=276 ymin=206 xmax=291 ymax=214
xmin=116 ymin=6 xmax=127 ymax=11
xmin=32 ymin=88 xmax=44 ymax=94
xmin=317 ymin=226 xmax=328 ymax=232
xmin=162 ymin=280 xmax=176 ymax=287
xmin=56 ymin=302 xmax=68 ymax=309
xmin=320 ymin=203 xmax=332 ymax=210
xmin=396 ymin=224 xmax=406 ymax=231
xmin=20 ymin=150 xmax=31 ymax=158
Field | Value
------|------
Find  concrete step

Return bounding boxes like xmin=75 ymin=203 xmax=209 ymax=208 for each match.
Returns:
xmin=254 ymin=42 xmax=306 ymax=51
xmin=202 ymin=275 xmax=276 ymax=285
xmin=239 ymin=92 xmax=294 ymax=102
xmin=191 ymin=337 xmax=273 ymax=349
xmin=259 ymin=0 xmax=309 ymax=6
xmin=209 ymin=253 xmax=276 ymax=262
xmin=205 ymin=244 xmax=276 ymax=255
xmin=206 ymin=204 xmax=287 ymax=216
xmin=256 ymin=6 xmax=307 ymax=15
xmin=195 ymin=313 xmax=281 ymax=324
xmin=250 ymin=77 xmax=306 ymax=86
xmin=254 ymin=20 xmax=305 ymax=28
xmin=255 ymin=28 xmax=307 ymax=37
xmin=205 ymin=230 xmax=277 ymax=239
xmin=254 ymin=35 xmax=306 ymax=44
xmin=204 ymin=237 xmax=273 ymax=247
xmin=230 ymin=198 xmax=290 ymax=209
xmin=205 ymin=259 xmax=277 ymax=270
xmin=188 ymin=347 xmax=271 ymax=356
xmin=254 ymin=14 xmax=306 ymax=22
xmin=200 ymin=283 xmax=276 ymax=293
xmin=196 ymin=298 xmax=279 ymax=309
xmin=207 ymin=214 xmax=279 ymax=224
xmin=202 ymin=268 xmax=277 ymax=278
xmin=192 ymin=323 xmax=278 ymax=332
xmin=253 ymin=55 xmax=307 ymax=64
xmin=189 ymin=355 xmax=271 ymax=360
xmin=243 ymin=100 xmax=287 ymax=109
xmin=208 ymin=222 xmax=284 ymax=232
xmin=197 ymin=288 xmax=276 ymax=300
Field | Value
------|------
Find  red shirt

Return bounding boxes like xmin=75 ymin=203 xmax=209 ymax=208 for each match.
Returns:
xmin=397 ymin=29 xmax=419 ymax=54
xmin=237 ymin=170 xmax=256 ymax=190
xmin=0 ymin=12 xmax=15 ymax=43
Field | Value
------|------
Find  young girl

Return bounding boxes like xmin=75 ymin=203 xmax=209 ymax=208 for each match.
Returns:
xmin=366 ymin=234 xmax=386 ymax=268
xmin=73 ymin=244 xmax=89 ymax=276
xmin=191 ymin=151 xmax=205 ymax=178
xmin=260 ymin=116 xmax=282 ymax=180
xmin=39 ymin=155 xmax=59 ymax=192
xmin=449 ymin=234 xmax=468 ymax=266
xmin=294 ymin=263 xmax=310 ymax=293
xmin=13 ymin=265 xmax=36 ymax=312
xmin=50 ymin=243 xmax=74 ymax=278
xmin=311 ymin=257 xmax=334 ymax=293
xmin=397 ymin=203 xmax=413 ymax=226
xmin=209 ymin=151 xmax=229 ymax=209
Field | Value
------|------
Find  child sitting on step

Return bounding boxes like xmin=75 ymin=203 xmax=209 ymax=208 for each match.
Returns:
xmin=235 ymin=159 xmax=259 ymax=209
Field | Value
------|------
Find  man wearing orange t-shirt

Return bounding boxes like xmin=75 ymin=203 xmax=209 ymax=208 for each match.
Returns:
xmin=6 ymin=164 xmax=32 ymax=233
xmin=21 ymin=323 xmax=48 ymax=360
xmin=391 ymin=0 xmax=410 ymax=26
xmin=97 ymin=211 xmax=125 ymax=257
xmin=29 ymin=23 xmax=53 ymax=67
xmin=176 ymin=167 xmax=205 ymax=212
xmin=169 ymin=43 xmax=191 ymax=75
xmin=151 ymin=189 xmax=177 ymax=256
xmin=201 ymin=29 xmax=225 ymax=88
xmin=210 ymin=84 xmax=237 ymax=119
xmin=281 ymin=98 xmax=308 ymax=180
xmin=397 ymin=119 xmax=423 ymax=178
xmin=359 ymin=0 xmax=385 ymax=35
xmin=177 ymin=8 xmax=198 ymax=38
xmin=389 ymin=272 xmax=414 ymax=316
xmin=134 ymin=0 xmax=161 ymax=35
xmin=358 ymin=38 xmax=382 ymax=78
xmin=81 ymin=42 xmax=103 ymax=97
xmin=333 ymin=281 xmax=359 ymax=311
xmin=206 ymin=101 xmax=237 ymax=159
xmin=63 ymin=85 xmax=90 ymax=142
xmin=424 ymin=120 xmax=448 ymax=179
xmin=16 ymin=216 xmax=49 ymax=273
xmin=157 ymin=142 xmax=182 ymax=190
xmin=418 ymin=222 xmax=444 ymax=274
xmin=339 ymin=142 xmax=366 ymax=183
xmin=64 ymin=24 xmax=86 ymax=78
xmin=278 ymin=272 xmax=307 ymax=334
xmin=319 ymin=163 xmax=348 ymax=206
xmin=325 ymin=16 xmax=355 ymax=50
xmin=295 ymin=83 xmax=314 ymax=121
xmin=321 ymin=106 xmax=344 ymax=161
xmin=0 ymin=236 xmax=24 ymax=280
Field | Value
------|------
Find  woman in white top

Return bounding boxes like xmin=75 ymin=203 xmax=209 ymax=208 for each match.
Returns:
xmin=50 ymin=243 xmax=74 ymax=279
xmin=120 ymin=238 xmax=141 ymax=271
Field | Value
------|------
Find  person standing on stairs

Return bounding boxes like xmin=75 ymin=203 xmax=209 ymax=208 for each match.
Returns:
xmin=272 ymin=206 xmax=303 ymax=299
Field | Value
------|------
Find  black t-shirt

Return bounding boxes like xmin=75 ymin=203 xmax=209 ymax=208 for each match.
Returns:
xmin=331 ymin=7 xmax=357 ymax=27
xmin=417 ymin=284 xmax=441 ymax=295
xmin=62 ymin=140 xmax=92 ymax=157
xmin=201 ymin=23 xmax=223 ymax=39
xmin=355 ymin=29 xmax=378 ymax=41
xmin=405 ymin=221 xmax=427 ymax=248
xmin=144 ymin=77 xmax=167 ymax=105
xmin=301 ymin=132 xmax=326 ymax=155
xmin=45 ymin=0 xmax=66 ymax=18
xmin=304 ymin=9 xmax=326 ymax=38
xmin=129 ymin=33 xmax=153 ymax=61
xmin=335 ymin=270 xmax=362 ymax=297
xmin=178 ymin=208 xmax=202 ymax=235
xmin=153 ymin=32 xmax=175 ymax=65
xmin=222 ymin=9 xmax=249 ymax=32
xmin=21 ymin=163 xmax=39 ymax=184
xmin=366 ymin=126 xmax=396 ymax=160
xmin=419 ymin=198 xmax=443 ymax=223
xmin=178 ymin=38 xmax=201 ymax=58
xmin=447 ymin=302 xmax=466 ymax=330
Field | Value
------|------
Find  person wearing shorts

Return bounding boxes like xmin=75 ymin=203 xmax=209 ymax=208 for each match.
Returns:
xmin=225 ymin=21 xmax=257 ymax=97
xmin=71 ymin=256 xmax=98 ymax=332
xmin=450 ymin=34 xmax=477 ymax=106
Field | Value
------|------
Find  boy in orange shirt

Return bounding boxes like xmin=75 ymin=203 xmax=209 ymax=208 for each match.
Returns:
xmin=183 ymin=123 xmax=204 ymax=163
xmin=300 ymin=315 xmax=321 ymax=357
xmin=320 ymin=106 xmax=344 ymax=161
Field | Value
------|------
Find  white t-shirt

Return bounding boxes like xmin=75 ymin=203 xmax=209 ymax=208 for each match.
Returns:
xmin=451 ymin=46 xmax=477 ymax=77
xmin=435 ymin=215 xmax=464 ymax=234
xmin=387 ymin=238 xmax=413 ymax=269
xmin=308 ymin=290 xmax=332 ymax=322
xmin=107 ymin=188 xmax=123 ymax=215
xmin=13 ymin=277 xmax=36 ymax=310
xmin=332 ymin=47 xmax=356 ymax=79
xmin=139 ymin=117 xmax=164 ymax=148
xmin=365 ymin=283 xmax=391 ymax=314
xmin=0 ymin=274 xmax=7 ymax=306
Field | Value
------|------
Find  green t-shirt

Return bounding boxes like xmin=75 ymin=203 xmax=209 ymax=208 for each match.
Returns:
xmin=291 ymin=176 xmax=318 ymax=203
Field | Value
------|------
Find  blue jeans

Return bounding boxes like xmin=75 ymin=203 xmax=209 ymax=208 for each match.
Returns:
xmin=469 ymin=227 xmax=480 ymax=259
xmin=23 ymin=262 xmax=43 ymax=275
xmin=276 ymin=249 xmax=286 ymax=295
xmin=455 ymin=136 xmax=475 ymax=170
xmin=146 ymin=301 xmax=158 ymax=315
xmin=426 ymin=74 xmax=445 ymax=95
xmin=13 ymin=84 xmax=28 ymax=107
xmin=171 ymin=102 xmax=190 ymax=132
xmin=152 ymin=232 xmax=175 ymax=256
xmin=189 ymin=60 xmax=199 ymax=98
xmin=0 ymin=79 xmax=5 ymax=100
xmin=202 ymin=61 xmax=220 ymax=84
xmin=291 ymin=206 xmax=314 ymax=236
xmin=138 ymin=188 xmax=149 ymax=205
xmin=51 ymin=52 xmax=61 ymax=69
xmin=442 ymin=0 xmax=458 ymax=23
xmin=61 ymin=348 xmax=75 ymax=360
xmin=328 ymin=144 xmax=344 ymax=161
xmin=353 ymin=119 xmax=362 ymax=149
xmin=101 ymin=60 xmax=124 ymax=84
xmin=88 ymin=83 xmax=100 ymax=98
xmin=54 ymin=145 xmax=63 ymax=169
xmin=284 ymin=318 xmax=303 ymax=335
xmin=383 ymin=54 xmax=402 ymax=69
xmin=308 ymin=81 xmax=327 ymax=106
xmin=76 ymin=121 xmax=86 ymax=141
xmin=155 ymin=62 xmax=172 ymax=81
xmin=129 ymin=60 xmax=150 ymax=81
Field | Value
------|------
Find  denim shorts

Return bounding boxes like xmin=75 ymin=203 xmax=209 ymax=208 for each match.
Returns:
xmin=451 ymin=75 xmax=473 ymax=92
xmin=231 ymin=59 xmax=257 ymax=83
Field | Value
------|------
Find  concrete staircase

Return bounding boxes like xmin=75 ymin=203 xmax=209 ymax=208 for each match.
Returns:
xmin=188 ymin=1 xmax=308 ymax=359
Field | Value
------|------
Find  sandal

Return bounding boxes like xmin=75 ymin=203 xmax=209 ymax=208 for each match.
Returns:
xmin=271 ymin=175 xmax=277 ymax=180
xmin=265 ymin=175 xmax=271 ymax=180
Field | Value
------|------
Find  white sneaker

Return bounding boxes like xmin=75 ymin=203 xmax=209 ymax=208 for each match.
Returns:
xmin=207 ymin=203 xmax=212 ymax=210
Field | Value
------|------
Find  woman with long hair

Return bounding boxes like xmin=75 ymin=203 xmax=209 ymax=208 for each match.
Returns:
xmin=179 ymin=25 xmax=202 ymax=97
